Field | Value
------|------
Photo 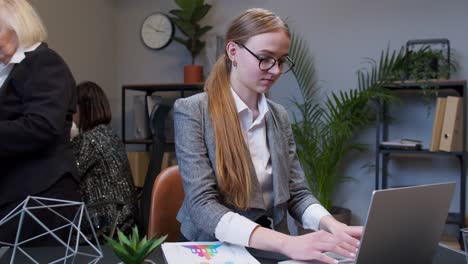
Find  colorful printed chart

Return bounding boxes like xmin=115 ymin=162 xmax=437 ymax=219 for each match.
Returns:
xmin=162 ymin=241 xmax=261 ymax=264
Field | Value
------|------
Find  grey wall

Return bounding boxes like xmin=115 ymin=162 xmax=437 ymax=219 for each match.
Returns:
xmin=32 ymin=0 xmax=119 ymax=127
xmin=34 ymin=0 xmax=468 ymax=225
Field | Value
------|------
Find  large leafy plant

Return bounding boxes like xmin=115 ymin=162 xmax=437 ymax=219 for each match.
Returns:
xmin=289 ymin=32 xmax=405 ymax=210
xmin=169 ymin=0 xmax=213 ymax=65
xmin=106 ymin=226 xmax=167 ymax=264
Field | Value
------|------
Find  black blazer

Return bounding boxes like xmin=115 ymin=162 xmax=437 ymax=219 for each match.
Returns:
xmin=0 ymin=43 xmax=78 ymax=207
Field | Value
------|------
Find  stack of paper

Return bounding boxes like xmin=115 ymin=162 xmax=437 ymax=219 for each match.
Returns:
xmin=380 ymin=139 xmax=422 ymax=150
xmin=162 ymin=241 xmax=260 ymax=264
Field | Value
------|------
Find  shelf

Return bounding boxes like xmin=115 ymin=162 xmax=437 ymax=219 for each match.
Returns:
xmin=122 ymin=83 xmax=204 ymax=93
xmin=121 ymin=83 xmax=204 ymax=146
xmin=375 ymin=80 xmax=467 ymax=233
xmin=379 ymin=148 xmax=466 ymax=156
xmin=387 ymin=79 xmax=467 ymax=88
xmin=383 ymin=80 xmax=467 ymax=95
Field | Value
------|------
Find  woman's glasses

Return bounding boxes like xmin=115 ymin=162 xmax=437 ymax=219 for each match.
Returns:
xmin=235 ymin=42 xmax=294 ymax=74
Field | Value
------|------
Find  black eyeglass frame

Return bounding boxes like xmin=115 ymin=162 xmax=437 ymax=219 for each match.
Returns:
xmin=235 ymin=42 xmax=295 ymax=74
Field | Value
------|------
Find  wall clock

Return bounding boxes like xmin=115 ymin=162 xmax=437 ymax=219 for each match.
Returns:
xmin=141 ymin=13 xmax=174 ymax=50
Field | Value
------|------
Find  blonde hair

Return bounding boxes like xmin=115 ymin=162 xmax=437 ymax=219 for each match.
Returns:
xmin=205 ymin=8 xmax=290 ymax=209
xmin=0 ymin=0 xmax=47 ymax=49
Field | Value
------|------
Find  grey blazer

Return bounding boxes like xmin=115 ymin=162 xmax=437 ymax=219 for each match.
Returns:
xmin=174 ymin=92 xmax=319 ymax=241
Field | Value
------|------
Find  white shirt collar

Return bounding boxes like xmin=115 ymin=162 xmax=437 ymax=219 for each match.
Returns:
xmin=230 ymin=87 xmax=269 ymax=119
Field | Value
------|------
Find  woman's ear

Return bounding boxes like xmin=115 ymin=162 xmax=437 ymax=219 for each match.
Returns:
xmin=225 ymin=41 xmax=237 ymax=62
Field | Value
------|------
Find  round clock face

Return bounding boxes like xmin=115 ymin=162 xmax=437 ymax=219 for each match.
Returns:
xmin=141 ymin=13 xmax=174 ymax=50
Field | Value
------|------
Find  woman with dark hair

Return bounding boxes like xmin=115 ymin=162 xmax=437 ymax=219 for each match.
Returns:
xmin=72 ymin=81 xmax=137 ymax=241
xmin=174 ymin=8 xmax=362 ymax=263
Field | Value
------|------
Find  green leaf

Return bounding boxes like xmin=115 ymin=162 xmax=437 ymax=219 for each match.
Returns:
xmin=107 ymin=239 xmax=134 ymax=264
xmin=137 ymin=236 xmax=148 ymax=249
xmin=117 ymin=230 xmax=132 ymax=247
xmin=169 ymin=9 xmax=191 ymax=21
xmin=195 ymin=25 xmax=212 ymax=38
xmin=134 ymin=240 xmax=156 ymax=261
xmin=172 ymin=36 xmax=189 ymax=46
xmin=175 ymin=0 xmax=194 ymax=11
xmin=194 ymin=0 xmax=203 ymax=8
xmin=172 ymin=18 xmax=195 ymax=37
xmin=193 ymin=4 xmax=212 ymax=21
xmin=143 ymin=235 xmax=168 ymax=259
xmin=130 ymin=226 xmax=139 ymax=251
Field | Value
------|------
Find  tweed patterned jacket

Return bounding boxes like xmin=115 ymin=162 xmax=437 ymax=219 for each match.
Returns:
xmin=72 ymin=124 xmax=137 ymax=240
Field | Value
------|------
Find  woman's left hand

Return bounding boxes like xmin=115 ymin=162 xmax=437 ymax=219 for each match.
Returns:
xmin=319 ymin=215 xmax=363 ymax=246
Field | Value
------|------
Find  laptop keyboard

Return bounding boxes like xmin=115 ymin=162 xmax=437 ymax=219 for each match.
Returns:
xmin=278 ymin=252 xmax=355 ymax=264
xmin=324 ymin=252 xmax=355 ymax=263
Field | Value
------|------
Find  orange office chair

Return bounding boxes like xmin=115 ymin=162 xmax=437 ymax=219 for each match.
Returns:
xmin=147 ymin=165 xmax=184 ymax=242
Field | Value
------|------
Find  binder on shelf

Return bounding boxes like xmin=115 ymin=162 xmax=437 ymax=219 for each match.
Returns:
xmin=439 ymin=96 xmax=463 ymax=152
xmin=430 ymin=97 xmax=447 ymax=151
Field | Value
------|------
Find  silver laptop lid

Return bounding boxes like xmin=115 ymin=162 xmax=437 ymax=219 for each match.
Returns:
xmin=356 ymin=182 xmax=456 ymax=264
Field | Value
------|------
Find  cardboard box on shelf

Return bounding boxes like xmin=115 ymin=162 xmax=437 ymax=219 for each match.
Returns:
xmin=430 ymin=97 xmax=447 ymax=151
xmin=439 ymin=96 xmax=463 ymax=152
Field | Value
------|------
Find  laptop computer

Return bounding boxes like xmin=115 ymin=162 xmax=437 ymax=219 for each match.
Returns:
xmin=281 ymin=182 xmax=456 ymax=264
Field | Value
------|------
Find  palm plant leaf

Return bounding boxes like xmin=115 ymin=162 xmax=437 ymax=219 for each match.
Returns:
xmin=289 ymin=32 xmax=405 ymax=210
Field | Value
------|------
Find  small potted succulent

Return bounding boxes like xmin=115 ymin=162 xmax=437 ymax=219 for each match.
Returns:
xmin=169 ymin=0 xmax=213 ymax=83
xmin=106 ymin=226 xmax=167 ymax=264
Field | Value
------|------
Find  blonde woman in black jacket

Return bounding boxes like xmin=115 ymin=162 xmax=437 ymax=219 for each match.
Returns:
xmin=0 ymin=0 xmax=79 ymax=245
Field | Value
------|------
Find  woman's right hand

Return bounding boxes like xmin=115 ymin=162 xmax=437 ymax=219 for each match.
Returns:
xmin=280 ymin=230 xmax=358 ymax=264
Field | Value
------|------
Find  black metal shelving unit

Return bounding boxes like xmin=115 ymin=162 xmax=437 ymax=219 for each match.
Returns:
xmin=375 ymin=80 xmax=467 ymax=236
xmin=121 ymin=83 xmax=204 ymax=146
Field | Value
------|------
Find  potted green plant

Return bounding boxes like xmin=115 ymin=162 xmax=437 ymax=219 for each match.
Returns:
xmin=406 ymin=46 xmax=451 ymax=80
xmin=106 ymin=225 xmax=167 ymax=264
xmin=169 ymin=0 xmax=213 ymax=83
xmin=404 ymin=44 xmax=458 ymax=116
xmin=289 ymin=32 xmax=405 ymax=223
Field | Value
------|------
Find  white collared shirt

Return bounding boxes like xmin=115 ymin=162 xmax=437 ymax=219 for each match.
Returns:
xmin=0 ymin=42 xmax=41 ymax=89
xmin=233 ymin=88 xmax=273 ymax=209
xmin=214 ymin=88 xmax=330 ymax=247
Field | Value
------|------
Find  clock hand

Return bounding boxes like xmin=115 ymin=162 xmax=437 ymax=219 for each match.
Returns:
xmin=148 ymin=24 xmax=164 ymax=33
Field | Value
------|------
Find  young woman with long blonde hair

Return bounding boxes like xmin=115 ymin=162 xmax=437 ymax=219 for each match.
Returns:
xmin=174 ymin=8 xmax=362 ymax=263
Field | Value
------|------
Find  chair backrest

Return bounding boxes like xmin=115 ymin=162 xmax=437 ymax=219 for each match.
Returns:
xmin=147 ymin=165 xmax=184 ymax=242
